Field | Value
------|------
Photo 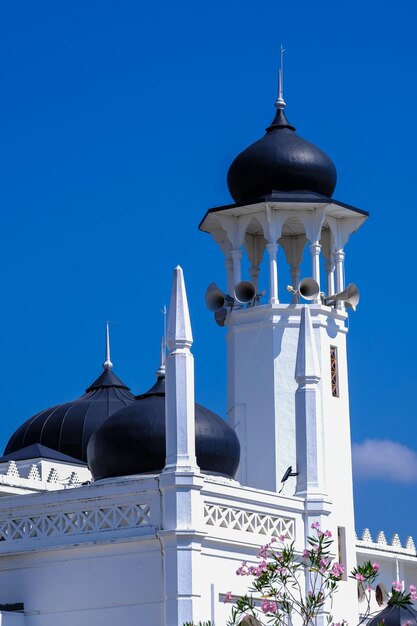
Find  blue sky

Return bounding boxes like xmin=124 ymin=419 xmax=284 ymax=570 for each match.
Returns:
xmin=1 ymin=0 xmax=416 ymax=542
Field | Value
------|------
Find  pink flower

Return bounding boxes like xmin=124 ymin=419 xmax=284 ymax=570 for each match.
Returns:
xmin=224 ymin=591 xmax=232 ymax=603
xmin=311 ymin=522 xmax=321 ymax=530
xmin=331 ymin=562 xmax=345 ymax=578
xmin=324 ymin=530 xmax=332 ymax=538
xmin=409 ymin=585 xmax=416 ymax=593
xmin=303 ymin=549 xmax=310 ymax=557
xmin=261 ymin=600 xmax=277 ymax=614
xmin=372 ymin=562 xmax=380 ymax=572
xmin=355 ymin=573 xmax=365 ymax=582
xmin=392 ymin=581 xmax=403 ymax=592
xmin=278 ymin=534 xmax=286 ymax=542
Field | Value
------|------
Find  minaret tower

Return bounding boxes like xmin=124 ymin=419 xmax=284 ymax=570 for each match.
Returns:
xmin=199 ymin=58 xmax=367 ymax=623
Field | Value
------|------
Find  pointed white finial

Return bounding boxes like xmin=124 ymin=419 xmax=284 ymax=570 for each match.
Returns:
xmin=275 ymin=44 xmax=286 ymax=110
xmin=295 ymin=307 xmax=320 ymax=382
xmin=167 ymin=266 xmax=193 ymax=350
xmin=103 ymin=321 xmax=113 ymax=370
xmin=164 ymin=265 xmax=198 ymax=473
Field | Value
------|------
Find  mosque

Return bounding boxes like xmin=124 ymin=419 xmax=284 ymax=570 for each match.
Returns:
xmin=0 ymin=65 xmax=416 ymax=626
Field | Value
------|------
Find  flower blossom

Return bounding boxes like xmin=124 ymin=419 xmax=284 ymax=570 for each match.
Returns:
xmin=224 ymin=591 xmax=233 ymax=603
xmin=330 ymin=562 xmax=345 ymax=578
xmin=392 ymin=580 xmax=403 ymax=592
xmin=355 ymin=573 xmax=365 ymax=582
xmin=372 ymin=562 xmax=380 ymax=572
xmin=261 ymin=600 xmax=278 ymax=614
xmin=311 ymin=522 xmax=321 ymax=530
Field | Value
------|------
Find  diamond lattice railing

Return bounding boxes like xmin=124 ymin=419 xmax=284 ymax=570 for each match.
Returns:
xmin=0 ymin=502 xmax=151 ymax=543
xmin=204 ymin=504 xmax=295 ymax=539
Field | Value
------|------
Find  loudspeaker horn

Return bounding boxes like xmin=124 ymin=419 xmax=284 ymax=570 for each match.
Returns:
xmin=324 ymin=283 xmax=360 ymax=311
xmin=298 ymin=277 xmax=320 ymax=301
xmin=214 ymin=307 xmax=228 ymax=327
xmin=205 ymin=283 xmax=234 ymax=312
xmin=234 ymin=280 xmax=256 ymax=304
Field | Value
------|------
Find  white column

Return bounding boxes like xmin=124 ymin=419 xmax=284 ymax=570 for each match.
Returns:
xmin=164 ymin=265 xmax=198 ymax=473
xmin=334 ymin=249 xmax=345 ymax=293
xmin=326 ymin=259 xmax=335 ymax=297
xmin=290 ymin=266 xmax=300 ymax=303
xmin=266 ymin=242 xmax=279 ymax=304
xmin=249 ymin=265 xmax=260 ymax=291
xmin=309 ymin=241 xmax=321 ymax=303
xmin=225 ymin=256 xmax=234 ymax=296
xmin=294 ymin=306 xmax=325 ymax=497
xmin=230 ymin=249 xmax=242 ymax=287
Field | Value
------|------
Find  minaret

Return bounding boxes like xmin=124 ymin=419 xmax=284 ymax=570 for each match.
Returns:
xmin=199 ymin=66 xmax=366 ymax=625
xmin=163 ymin=265 xmax=198 ymax=473
xmin=160 ymin=266 xmax=204 ymax=626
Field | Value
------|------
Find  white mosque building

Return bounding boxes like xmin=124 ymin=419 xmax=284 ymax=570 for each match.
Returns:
xmin=0 ymin=71 xmax=416 ymax=626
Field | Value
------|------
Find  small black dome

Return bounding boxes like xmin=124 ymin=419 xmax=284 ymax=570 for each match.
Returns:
xmin=87 ymin=374 xmax=240 ymax=480
xmin=368 ymin=604 xmax=417 ymax=626
xmin=4 ymin=368 xmax=135 ymax=463
xmin=227 ymin=108 xmax=337 ymax=202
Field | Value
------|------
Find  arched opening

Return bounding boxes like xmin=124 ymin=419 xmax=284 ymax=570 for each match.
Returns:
xmin=375 ymin=584 xmax=388 ymax=607
xmin=279 ymin=216 xmax=307 ymax=303
xmin=243 ymin=217 xmax=267 ymax=298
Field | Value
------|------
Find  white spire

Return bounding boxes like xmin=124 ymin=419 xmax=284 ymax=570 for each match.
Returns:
xmin=295 ymin=306 xmax=320 ymax=382
xmin=274 ymin=44 xmax=286 ymax=110
xmin=164 ymin=265 xmax=198 ymax=473
xmin=294 ymin=306 xmax=325 ymax=497
xmin=103 ymin=321 xmax=113 ymax=370
xmin=167 ymin=266 xmax=193 ymax=350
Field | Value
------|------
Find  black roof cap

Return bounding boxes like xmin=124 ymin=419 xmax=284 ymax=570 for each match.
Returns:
xmin=0 ymin=443 xmax=86 ymax=465
xmin=86 ymin=368 xmax=130 ymax=392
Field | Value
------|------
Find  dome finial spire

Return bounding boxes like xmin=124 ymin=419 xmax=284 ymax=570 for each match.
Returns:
xmin=156 ymin=305 xmax=167 ymax=378
xmin=275 ymin=44 xmax=286 ymax=110
xmin=103 ymin=321 xmax=113 ymax=370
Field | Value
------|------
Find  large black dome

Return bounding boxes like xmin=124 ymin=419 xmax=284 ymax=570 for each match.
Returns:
xmin=4 ymin=368 xmax=135 ymax=463
xmin=227 ymin=108 xmax=337 ymax=202
xmin=87 ymin=374 xmax=241 ymax=480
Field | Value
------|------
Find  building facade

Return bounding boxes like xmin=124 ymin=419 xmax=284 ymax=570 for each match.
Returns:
xmin=0 ymin=78 xmax=415 ymax=626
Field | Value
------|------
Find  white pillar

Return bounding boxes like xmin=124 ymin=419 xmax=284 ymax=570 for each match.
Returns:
xmin=309 ymin=241 xmax=321 ymax=303
xmin=164 ymin=265 xmax=199 ymax=473
xmin=230 ymin=249 xmax=242 ymax=286
xmin=334 ymin=249 xmax=345 ymax=293
xmin=326 ymin=260 xmax=335 ymax=297
xmin=266 ymin=242 xmax=279 ymax=304
xmin=249 ymin=265 xmax=260 ymax=291
xmin=290 ymin=266 xmax=300 ymax=303
xmin=225 ymin=256 xmax=234 ymax=297
xmin=294 ymin=307 xmax=325 ymax=497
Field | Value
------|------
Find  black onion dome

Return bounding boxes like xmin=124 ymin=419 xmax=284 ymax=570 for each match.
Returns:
xmin=87 ymin=374 xmax=240 ymax=480
xmin=4 ymin=368 xmax=135 ymax=463
xmin=227 ymin=107 xmax=337 ymax=202
xmin=368 ymin=604 xmax=417 ymax=626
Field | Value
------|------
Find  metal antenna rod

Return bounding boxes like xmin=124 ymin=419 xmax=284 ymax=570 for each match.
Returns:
xmin=103 ymin=321 xmax=113 ymax=370
xmin=156 ymin=305 xmax=167 ymax=377
xmin=275 ymin=44 xmax=286 ymax=110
